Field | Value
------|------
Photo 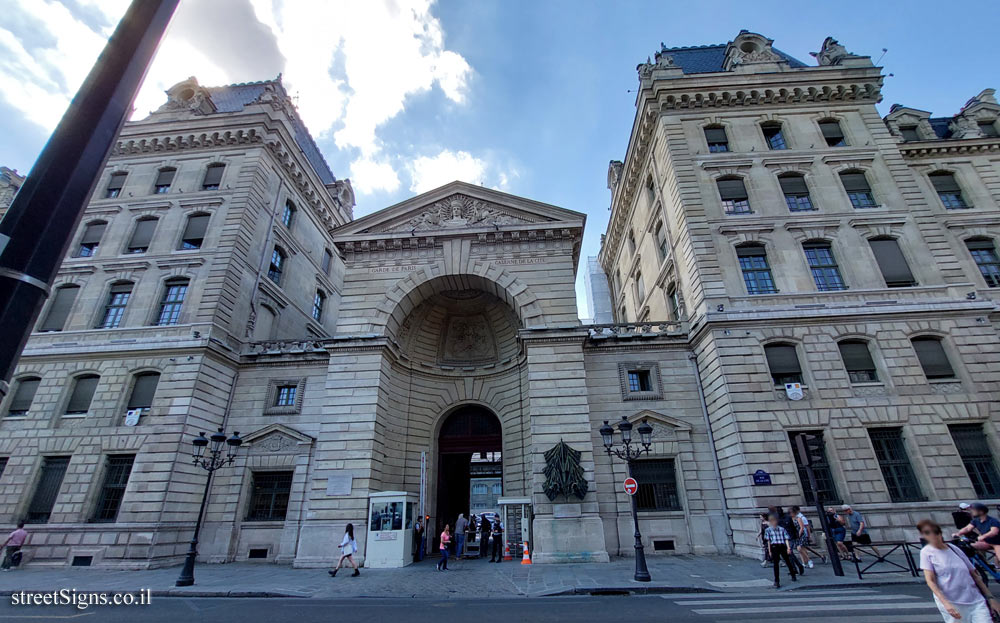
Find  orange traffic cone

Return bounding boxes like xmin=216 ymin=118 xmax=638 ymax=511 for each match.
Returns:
xmin=521 ymin=541 xmax=531 ymax=565
xmin=503 ymin=540 xmax=512 ymax=561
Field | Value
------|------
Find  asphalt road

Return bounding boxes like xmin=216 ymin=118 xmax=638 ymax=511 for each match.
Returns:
xmin=0 ymin=583 xmax=973 ymax=623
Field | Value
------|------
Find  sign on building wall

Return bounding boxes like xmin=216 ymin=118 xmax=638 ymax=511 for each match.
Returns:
xmin=325 ymin=473 xmax=353 ymax=496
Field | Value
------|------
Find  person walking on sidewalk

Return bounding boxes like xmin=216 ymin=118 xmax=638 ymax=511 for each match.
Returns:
xmin=763 ymin=514 xmax=797 ymax=589
xmin=489 ymin=516 xmax=503 ymax=562
xmin=0 ymin=522 xmax=27 ymax=571
xmin=413 ymin=518 xmax=424 ymax=563
xmin=437 ymin=524 xmax=451 ymax=571
xmin=790 ymin=506 xmax=813 ymax=569
xmin=455 ymin=513 xmax=468 ymax=558
xmin=826 ymin=507 xmax=850 ymax=560
xmin=918 ymin=519 xmax=1000 ymax=623
xmin=776 ymin=506 xmax=804 ymax=574
xmin=329 ymin=523 xmax=359 ymax=577
xmin=758 ymin=512 xmax=772 ymax=567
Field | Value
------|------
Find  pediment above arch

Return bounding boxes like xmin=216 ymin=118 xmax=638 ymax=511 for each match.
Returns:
xmin=626 ymin=410 xmax=693 ymax=442
xmin=243 ymin=423 xmax=314 ymax=454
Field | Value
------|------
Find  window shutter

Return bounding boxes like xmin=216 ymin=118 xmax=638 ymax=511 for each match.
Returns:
xmin=155 ymin=169 xmax=175 ymax=186
xmin=967 ymin=238 xmax=995 ymax=252
xmin=779 ymin=175 xmax=808 ymax=195
xmin=717 ymin=178 xmax=747 ymax=200
xmin=9 ymin=378 xmax=40 ymax=413
xmin=183 ymin=214 xmax=209 ymax=240
xmin=840 ymin=172 xmax=870 ymax=192
xmin=704 ymin=127 xmax=727 ymax=143
xmin=869 ymin=238 xmax=915 ymax=285
xmin=820 ymin=121 xmax=843 ymax=138
xmin=736 ymin=244 xmax=765 ymax=258
xmin=765 ymin=345 xmax=801 ymax=375
xmin=80 ymin=222 xmax=107 ymax=245
xmin=839 ymin=341 xmax=875 ymax=371
xmin=40 ymin=286 xmax=79 ymax=331
xmin=929 ymin=173 xmax=960 ymax=193
xmin=127 ymin=373 xmax=160 ymax=410
xmin=107 ymin=173 xmax=126 ymax=190
xmin=67 ymin=376 xmax=99 ymax=413
xmin=203 ymin=164 xmax=224 ymax=187
xmin=912 ymin=338 xmax=955 ymax=378
xmin=129 ymin=219 xmax=156 ymax=249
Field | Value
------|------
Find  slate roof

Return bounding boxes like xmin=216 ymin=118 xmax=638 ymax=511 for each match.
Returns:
xmin=206 ymin=80 xmax=336 ymax=185
xmin=662 ymin=44 xmax=808 ymax=74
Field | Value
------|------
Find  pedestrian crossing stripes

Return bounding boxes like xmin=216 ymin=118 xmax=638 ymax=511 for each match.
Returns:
xmin=664 ymin=588 xmax=941 ymax=622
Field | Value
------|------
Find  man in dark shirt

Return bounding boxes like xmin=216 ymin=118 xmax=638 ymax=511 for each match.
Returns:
xmin=955 ymin=503 xmax=1000 ymax=559
xmin=952 ymin=502 xmax=973 ymax=531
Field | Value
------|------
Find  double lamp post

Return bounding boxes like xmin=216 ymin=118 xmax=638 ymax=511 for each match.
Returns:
xmin=600 ymin=416 xmax=654 ymax=582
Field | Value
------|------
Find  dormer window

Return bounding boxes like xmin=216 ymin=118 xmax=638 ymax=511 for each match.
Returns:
xmin=704 ymin=126 xmax=729 ymax=152
xmin=980 ymin=121 xmax=999 ymax=138
xmin=899 ymin=126 xmax=920 ymax=142
xmin=818 ymin=120 xmax=847 ymax=147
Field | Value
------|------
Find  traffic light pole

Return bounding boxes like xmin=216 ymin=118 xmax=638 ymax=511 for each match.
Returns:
xmin=0 ymin=0 xmax=178 ymax=397
xmin=795 ymin=434 xmax=844 ymax=577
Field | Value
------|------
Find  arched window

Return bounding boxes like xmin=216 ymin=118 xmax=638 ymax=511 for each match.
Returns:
xmin=840 ymin=170 xmax=876 ymax=208
xmin=779 ymin=173 xmax=813 ymax=212
xmin=763 ymin=343 xmax=803 ymax=386
xmin=105 ymin=172 xmax=127 ymax=198
xmin=6 ymin=376 xmax=41 ymax=417
xmin=761 ymin=121 xmax=786 ymax=150
xmin=736 ymin=243 xmax=775 ymax=294
xmin=704 ymin=125 xmax=729 ymax=152
xmin=868 ymin=237 xmax=916 ymax=287
xmin=65 ymin=374 xmax=100 ymax=416
xmin=126 ymin=372 xmax=160 ymax=415
xmin=929 ymin=171 xmax=969 ymax=209
xmin=268 ymin=247 xmax=286 ymax=285
xmin=802 ymin=240 xmax=845 ymax=291
xmin=126 ymin=217 xmax=158 ymax=254
xmin=838 ymin=340 xmax=878 ymax=383
xmin=201 ymin=163 xmax=225 ymax=191
xmin=155 ymin=278 xmax=189 ymax=326
xmin=911 ymin=336 xmax=955 ymax=380
xmin=282 ymin=200 xmax=296 ymax=228
xmin=98 ymin=281 xmax=133 ymax=329
xmin=39 ymin=285 xmax=80 ymax=332
xmin=179 ymin=213 xmax=210 ymax=250
xmin=312 ymin=290 xmax=326 ymax=322
xmin=967 ymin=237 xmax=1000 ymax=287
xmin=718 ymin=177 xmax=751 ymax=214
xmin=818 ymin=119 xmax=846 ymax=147
xmin=76 ymin=220 xmax=107 ymax=257
xmin=153 ymin=167 xmax=176 ymax=194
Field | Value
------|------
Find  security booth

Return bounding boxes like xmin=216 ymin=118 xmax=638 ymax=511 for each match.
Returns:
xmin=365 ymin=491 xmax=418 ymax=568
xmin=498 ymin=497 xmax=532 ymax=561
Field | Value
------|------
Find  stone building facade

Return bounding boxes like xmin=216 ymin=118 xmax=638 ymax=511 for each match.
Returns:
xmin=0 ymin=166 xmax=25 ymax=212
xmin=600 ymin=31 xmax=1000 ymax=555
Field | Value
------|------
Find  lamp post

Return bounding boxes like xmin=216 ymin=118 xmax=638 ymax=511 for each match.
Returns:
xmin=600 ymin=416 xmax=654 ymax=582
xmin=175 ymin=428 xmax=242 ymax=587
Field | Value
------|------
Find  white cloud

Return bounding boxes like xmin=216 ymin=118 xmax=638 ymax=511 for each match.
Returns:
xmin=350 ymin=157 xmax=401 ymax=195
xmin=406 ymin=149 xmax=520 ymax=195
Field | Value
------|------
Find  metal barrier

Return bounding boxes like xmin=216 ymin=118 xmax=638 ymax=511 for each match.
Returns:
xmin=848 ymin=541 xmax=919 ymax=580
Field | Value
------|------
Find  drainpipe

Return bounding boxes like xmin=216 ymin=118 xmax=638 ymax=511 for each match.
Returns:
xmin=689 ymin=351 xmax=734 ymax=552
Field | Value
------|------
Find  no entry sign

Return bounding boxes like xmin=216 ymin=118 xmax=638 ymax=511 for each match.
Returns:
xmin=623 ymin=477 xmax=638 ymax=496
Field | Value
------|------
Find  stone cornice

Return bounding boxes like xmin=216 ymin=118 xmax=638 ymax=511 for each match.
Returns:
xmin=897 ymin=137 xmax=1000 ymax=159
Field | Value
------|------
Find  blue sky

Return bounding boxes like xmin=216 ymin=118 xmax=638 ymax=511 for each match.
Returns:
xmin=1 ymin=0 xmax=997 ymax=318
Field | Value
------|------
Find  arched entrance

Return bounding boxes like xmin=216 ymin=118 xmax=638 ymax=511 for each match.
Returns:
xmin=436 ymin=405 xmax=502 ymax=547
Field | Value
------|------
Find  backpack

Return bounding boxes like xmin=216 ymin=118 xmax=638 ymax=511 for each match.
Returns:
xmin=779 ymin=515 xmax=799 ymax=540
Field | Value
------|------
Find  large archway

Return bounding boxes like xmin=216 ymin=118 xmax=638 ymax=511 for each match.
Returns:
xmin=435 ymin=405 xmax=503 ymax=550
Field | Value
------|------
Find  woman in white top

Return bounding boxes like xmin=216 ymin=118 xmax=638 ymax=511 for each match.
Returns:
xmin=918 ymin=519 xmax=999 ymax=622
xmin=790 ymin=506 xmax=813 ymax=569
xmin=329 ymin=523 xmax=359 ymax=577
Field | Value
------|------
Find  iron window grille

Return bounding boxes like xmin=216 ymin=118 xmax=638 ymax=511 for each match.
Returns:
xmin=155 ymin=280 xmax=188 ymax=326
xmin=631 ymin=459 xmax=682 ymax=512
xmin=92 ymin=455 xmax=135 ymax=522
xmin=967 ymin=238 xmax=1000 ymax=287
xmin=737 ymin=245 xmax=776 ymax=294
xmin=950 ymin=424 xmax=1000 ymax=498
xmin=27 ymin=456 xmax=70 ymax=523
xmin=868 ymin=428 xmax=924 ymax=502
xmin=803 ymin=242 xmax=846 ymax=291
xmin=246 ymin=471 xmax=293 ymax=521
xmin=789 ymin=431 xmax=841 ymax=505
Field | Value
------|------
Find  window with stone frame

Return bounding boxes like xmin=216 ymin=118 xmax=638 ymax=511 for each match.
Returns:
xmin=979 ymin=120 xmax=999 ymax=137
xmin=803 ymin=241 xmax=846 ymax=291
xmin=838 ymin=340 xmax=879 ymax=383
xmin=967 ymin=237 xmax=1000 ymax=287
xmin=282 ymin=200 xmax=297 ymax=229
xmin=736 ymin=243 xmax=776 ymax=294
xmin=704 ymin=125 xmax=729 ymax=152
xmin=634 ymin=271 xmax=645 ymax=304
xmin=268 ymin=247 xmax=286 ymax=285
xmin=840 ymin=170 xmax=877 ymax=209
xmin=929 ymin=172 xmax=970 ymax=209
xmin=105 ymin=172 xmax=127 ymax=198
xmin=155 ymin=278 xmax=189 ymax=326
xmin=788 ymin=431 xmax=841 ymax=505
xmin=899 ymin=126 xmax=920 ymax=142
xmin=718 ymin=177 xmax=751 ymax=215
xmin=950 ymin=424 xmax=1000 ymax=498
xmin=632 ymin=459 xmax=682 ymax=512
xmin=5 ymin=377 xmax=40 ymax=417
xmin=76 ymin=221 xmax=107 ymax=257
xmin=618 ymin=363 xmax=663 ymax=401
xmin=65 ymin=375 xmax=99 ymax=416
xmin=627 ymin=229 xmax=637 ymax=255
xmin=153 ymin=167 xmax=175 ymax=194
xmin=779 ymin=173 xmax=813 ymax=212
xmin=869 ymin=237 xmax=916 ymax=287
xmin=818 ymin=119 xmax=847 ymax=147
xmin=39 ymin=285 xmax=79 ymax=332
xmin=655 ymin=222 xmax=669 ymax=262
xmin=312 ymin=290 xmax=326 ymax=322
xmin=97 ymin=281 xmax=133 ymax=329
xmin=126 ymin=217 xmax=157 ymax=254
xmin=868 ymin=427 xmax=924 ymax=502
xmin=126 ymin=372 xmax=160 ymax=416
xmin=245 ymin=471 xmax=293 ymax=521
xmin=179 ymin=213 xmax=210 ymax=250
xmin=761 ymin=121 xmax=787 ymax=150
xmin=763 ymin=343 xmax=803 ymax=386
xmin=92 ymin=454 xmax=135 ymax=522
xmin=322 ymin=248 xmax=333 ymax=275
xmin=666 ymin=284 xmax=681 ymax=320
xmin=910 ymin=336 xmax=956 ymax=380
xmin=201 ymin=163 xmax=225 ymax=191
xmin=27 ymin=456 xmax=70 ymax=523
xmin=264 ymin=379 xmax=306 ymax=415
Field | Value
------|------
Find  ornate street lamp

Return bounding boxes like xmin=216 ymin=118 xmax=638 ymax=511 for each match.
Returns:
xmin=175 ymin=428 xmax=242 ymax=587
xmin=600 ymin=416 xmax=653 ymax=582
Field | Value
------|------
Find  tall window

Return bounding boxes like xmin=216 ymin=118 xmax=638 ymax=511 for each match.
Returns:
xmin=818 ymin=119 xmax=847 ymax=147
xmin=179 ymin=213 xmax=209 ymax=250
xmin=704 ymin=125 xmax=729 ymax=152
xmin=929 ymin=172 xmax=969 ymax=209
xmin=201 ymin=163 xmax=225 ymax=191
xmin=950 ymin=424 xmax=1000 ymax=498
xmin=39 ymin=285 xmax=79 ymax=332
xmin=764 ymin=343 xmax=803 ymax=385
xmin=92 ymin=455 xmax=135 ymax=522
xmin=899 ymin=126 xmax=920 ymax=142
xmin=76 ymin=221 xmax=107 ymax=257
xmin=65 ymin=375 xmax=99 ymax=416
xmin=153 ymin=167 xmax=176 ymax=194
xmin=779 ymin=173 xmax=813 ymax=212
xmin=155 ymin=279 xmax=188 ymax=326
xmin=655 ymin=222 xmax=668 ymax=262
xmin=634 ymin=271 xmax=645 ymax=304
xmin=911 ymin=336 xmax=955 ymax=380
xmin=275 ymin=384 xmax=297 ymax=407
xmin=6 ymin=377 xmax=40 ymax=417
xmin=98 ymin=282 xmax=132 ymax=329
xmin=268 ymin=247 xmax=286 ymax=285
xmin=838 ymin=340 xmax=878 ymax=383
xmin=979 ymin=121 xmax=999 ymax=137
xmin=27 ymin=456 xmax=70 ymax=523
xmin=627 ymin=230 xmax=636 ymax=255
xmin=803 ymin=241 xmax=845 ymax=291
xmin=126 ymin=217 xmax=157 ymax=254
xmin=967 ymin=238 xmax=1000 ymax=287
xmin=788 ymin=431 xmax=840 ymax=505
xmin=627 ymin=369 xmax=652 ymax=393
xmin=761 ymin=122 xmax=786 ymax=150
xmin=718 ymin=177 xmax=751 ymax=214
xmin=840 ymin=170 xmax=877 ymax=208
xmin=869 ymin=427 xmax=923 ymax=502
xmin=312 ymin=290 xmax=325 ymax=322
xmin=632 ymin=459 xmax=682 ymax=511
xmin=246 ymin=471 xmax=293 ymax=521
xmin=105 ymin=172 xmax=127 ymax=198
xmin=869 ymin=237 xmax=916 ymax=287
xmin=126 ymin=372 xmax=160 ymax=415
xmin=282 ymin=200 xmax=296 ymax=228
xmin=322 ymin=249 xmax=333 ymax=275
xmin=666 ymin=284 xmax=680 ymax=320
xmin=736 ymin=244 xmax=776 ymax=294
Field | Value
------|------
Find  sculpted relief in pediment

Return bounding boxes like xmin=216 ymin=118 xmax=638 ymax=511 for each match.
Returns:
xmin=374 ymin=194 xmax=539 ymax=233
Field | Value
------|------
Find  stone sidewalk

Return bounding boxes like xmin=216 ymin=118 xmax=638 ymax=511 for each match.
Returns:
xmin=0 ymin=554 xmax=922 ymax=599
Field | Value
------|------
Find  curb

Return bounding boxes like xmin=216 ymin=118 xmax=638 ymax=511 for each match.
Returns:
xmin=541 ymin=586 xmax=721 ymax=597
xmin=0 ymin=589 xmax=310 ymax=599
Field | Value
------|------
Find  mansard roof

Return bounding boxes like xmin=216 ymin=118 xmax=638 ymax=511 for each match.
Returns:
xmin=662 ymin=43 xmax=807 ymax=74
